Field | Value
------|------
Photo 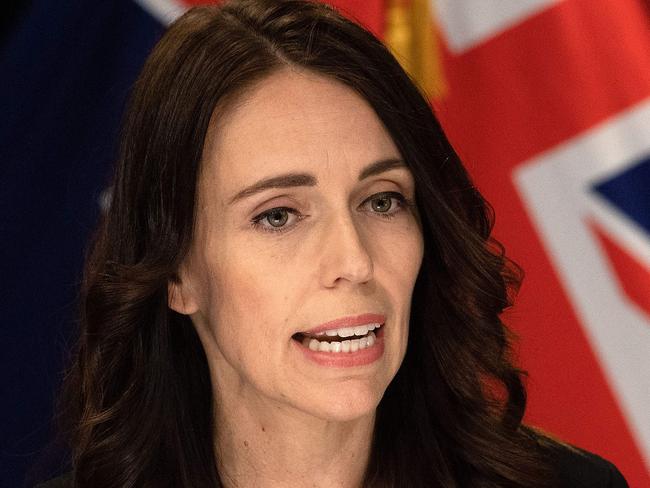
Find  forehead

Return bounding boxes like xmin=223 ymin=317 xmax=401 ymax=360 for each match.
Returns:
xmin=201 ymin=69 xmax=402 ymax=198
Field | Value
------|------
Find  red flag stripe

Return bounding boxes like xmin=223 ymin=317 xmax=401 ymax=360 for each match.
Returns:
xmin=591 ymin=221 xmax=650 ymax=320
xmin=436 ymin=0 xmax=650 ymax=173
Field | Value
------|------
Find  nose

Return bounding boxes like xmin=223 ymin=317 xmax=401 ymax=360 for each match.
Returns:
xmin=319 ymin=212 xmax=374 ymax=287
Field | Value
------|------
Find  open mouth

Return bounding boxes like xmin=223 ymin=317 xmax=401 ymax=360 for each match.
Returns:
xmin=291 ymin=323 xmax=384 ymax=353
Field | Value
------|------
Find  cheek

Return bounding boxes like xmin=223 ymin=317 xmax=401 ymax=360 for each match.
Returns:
xmin=371 ymin=222 xmax=422 ymax=306
xmin=201 ymin=247 xmax=293 ymax=354
xmin=377 ymin=222 xmax=424 ymax=289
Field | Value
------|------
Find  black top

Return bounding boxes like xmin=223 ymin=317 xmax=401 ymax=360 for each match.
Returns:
xmin=35 ymin=444 xmax=628 ymax=487
xmin=550 ymin=445 xmax=628 ymax=487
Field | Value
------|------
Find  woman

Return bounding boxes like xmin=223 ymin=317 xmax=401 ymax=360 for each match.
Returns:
xmin=40 ymin=0 xmax=627 ymax=486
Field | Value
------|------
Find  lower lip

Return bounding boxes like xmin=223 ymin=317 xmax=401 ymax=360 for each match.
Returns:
xmin=292 ymin=326 xmax=385 ymax=367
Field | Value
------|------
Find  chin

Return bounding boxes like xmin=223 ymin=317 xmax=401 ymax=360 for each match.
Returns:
xmin=308 ymin=387 xmax=384 ymax=423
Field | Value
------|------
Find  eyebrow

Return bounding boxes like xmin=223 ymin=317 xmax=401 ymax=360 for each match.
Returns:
xmin=227 ymin=157 xmax=408 ymax=205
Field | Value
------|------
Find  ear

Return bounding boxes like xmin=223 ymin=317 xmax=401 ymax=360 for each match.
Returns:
xmin=168 ymin=267 xmax=200 ymax=315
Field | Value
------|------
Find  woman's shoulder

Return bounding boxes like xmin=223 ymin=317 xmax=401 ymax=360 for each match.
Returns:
xmin=552 ymin=444 xmax=628 ymax=487
xmin=533 ymin=432 xmax=629 ymax=488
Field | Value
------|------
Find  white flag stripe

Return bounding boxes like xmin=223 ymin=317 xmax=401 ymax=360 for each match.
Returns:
xmin=587 ymin=192 xmax=650 ymax=267
xmin=515 ymin=98 xmax=650 ymax=469
xmin=432 ymin=0 xmax=562 ymax=53
xmin=134 ymin=0 xmax=188 ymax=26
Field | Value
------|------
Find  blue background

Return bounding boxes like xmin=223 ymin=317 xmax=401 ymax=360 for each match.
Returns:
xmin=0 ymin=1 xmax=163 ymax=485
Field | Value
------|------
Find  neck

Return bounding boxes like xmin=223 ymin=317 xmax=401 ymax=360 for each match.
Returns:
xmin=213 ymin=387 xmax=375 ymax=488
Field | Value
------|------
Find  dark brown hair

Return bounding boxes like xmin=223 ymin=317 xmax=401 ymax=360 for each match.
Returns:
xmin=54 ymin=0 xmax=559 ymax=486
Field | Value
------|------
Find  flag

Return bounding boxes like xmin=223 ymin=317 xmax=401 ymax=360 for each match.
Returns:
xmin=411 ymin=0 xmax=650 ymax=485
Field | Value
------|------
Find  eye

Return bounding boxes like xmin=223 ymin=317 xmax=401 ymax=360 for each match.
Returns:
xmin=364 ymin=191 xmax=412 ymax=219
xmin=250 ymin=207 xmax=305 ymax=234
xmin=250 ymin=191 xmax=415 ymax=234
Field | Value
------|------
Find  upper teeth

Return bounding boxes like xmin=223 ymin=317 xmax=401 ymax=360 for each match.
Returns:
xmin=313 ymin=322 xmax=381 ymax=337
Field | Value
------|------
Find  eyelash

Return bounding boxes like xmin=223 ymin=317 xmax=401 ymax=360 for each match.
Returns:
xmin=250 ymin=191 xmax=415 ymax=235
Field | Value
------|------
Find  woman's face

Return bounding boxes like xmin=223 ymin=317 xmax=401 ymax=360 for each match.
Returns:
xmin=170 ymin=69 xmax=424 ymax=423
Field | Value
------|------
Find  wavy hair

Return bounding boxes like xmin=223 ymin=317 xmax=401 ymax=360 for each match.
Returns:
xmin=54 ymin=1 xmax=558 ymax=486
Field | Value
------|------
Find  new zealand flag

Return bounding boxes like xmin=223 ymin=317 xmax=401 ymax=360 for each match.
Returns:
xmin=432 ymin=0 xmax=650 ymax=484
